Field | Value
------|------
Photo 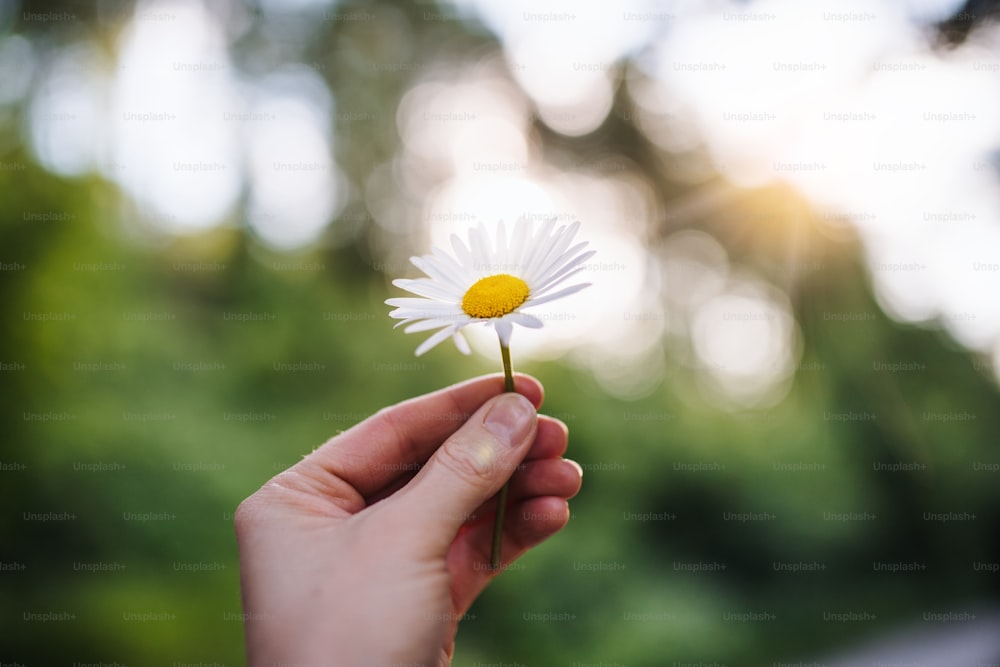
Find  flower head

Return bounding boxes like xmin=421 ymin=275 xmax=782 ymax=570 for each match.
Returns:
xmin=386 ymin=219 xmax=594 ymax=355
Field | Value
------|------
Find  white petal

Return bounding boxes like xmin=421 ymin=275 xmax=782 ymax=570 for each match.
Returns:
xmin=393 ymin=278 xmax=462 ymax=301
xmin=522 ymin=282 xmax=590 ymax=308
xmin=493 ymin=318 xmax=514 ymax=347
xmin=531 ymin=243 xmax=593 ymax=286
xmin=507 ymin=218 xmax=530 ymax=273
xmin=532 ymin=218 xmax=559 ymax=246
xmin=450 ymin=233 xmax=476 ymax=271
xmin=411 ymin=255 xmax=467 ymax=293
xmin=430 ymin=246 xmax=475 ymax=288
xmin=385 ymin=297 xmax=460 ymax=310
xmin=532 ymin=250 xmax=595 ymax=294
xmin=394 ymin=316 xmax=468 ymax=330
xmin=563 ymin=219 xmax=582 ymax=240
xmin=388 ymin=304 xmax=466 ymax=324
xmin=404 ymin=318 xmax=458 ymax=333
xmin=524 ymin=220 xmax=577 ymax=281
xmin=452 ymin=330 xmax=471 ymax=355
xmin=519 ymin=218 xmax=559 ymax=281
xmin=495 ymin=220 xmax=508 ymax=269
xmin=388 ymin=306 xmax=463 ymax=317
xmin=533 ymin=266 xmax=588 ymax=297
xmin=468 ymin=224 xmax=492 ymax=274
xmin=415 ymin=325 xmax=459 ymax=356
xmin=507 ymin=311 xmax=544 ymax=328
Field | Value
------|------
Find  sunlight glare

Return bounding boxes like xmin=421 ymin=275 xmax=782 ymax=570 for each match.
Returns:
xmin=28 ymin=44 xmax=104 ymax=177
xmin=109 ymin=0 xmax=241 ymax=232
xmin=245 ymin=66 xmax=343 ymax=249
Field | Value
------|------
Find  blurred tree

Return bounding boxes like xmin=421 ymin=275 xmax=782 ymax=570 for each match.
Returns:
xmin=2 ymin=1 xmax=999 ymax=665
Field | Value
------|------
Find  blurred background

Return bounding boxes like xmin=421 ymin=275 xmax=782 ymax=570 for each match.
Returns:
xmin=3 ymin=0 xmax=1000 ymax=664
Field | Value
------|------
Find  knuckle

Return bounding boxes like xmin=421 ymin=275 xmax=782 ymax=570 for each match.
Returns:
xmin=436 ymin=434 xmax=498 ymax=486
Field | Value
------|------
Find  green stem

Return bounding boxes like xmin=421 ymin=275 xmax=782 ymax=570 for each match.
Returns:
xmin=491 ymin=342 xmax=515 ymax=569
xmin=500 ymin=342 xmax=515 ymax=393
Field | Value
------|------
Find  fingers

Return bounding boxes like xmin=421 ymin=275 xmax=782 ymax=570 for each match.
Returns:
xmin=357 ymin=415 xmax=570 ymax=508
xmin=463 ymin=456 xmax=582 ymax=523
xmin=501 ymin=496 xmax=575 ymax=554
xmin=383 ymin=392 xmax=540 ymax=554
xmin=294 ymin=374 xmax=543 ymax=505
xmin=447 ymin=495 xmax=576 ymax=613
xmin=463 ymin=495 xmax=573 ymax=569
xmin=452 ymin=416 xmax=572 ymax=522
xmin=445 ymin=446 xmax=582 ymax=611
xmin=524 ymin=417 xmax=569 ymax=461
xmin=507 ymin=458 xmax=583 ymax=504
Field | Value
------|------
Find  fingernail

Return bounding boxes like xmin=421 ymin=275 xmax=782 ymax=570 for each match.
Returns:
xmin=565 ymin=459 xmax=583 ymax=478
xmin=483 ymin=393 xmax=536 ymax=448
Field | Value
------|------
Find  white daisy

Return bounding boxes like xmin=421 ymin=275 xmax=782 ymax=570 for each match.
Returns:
xmin=386 ymin=219 xmax=594 ymax=356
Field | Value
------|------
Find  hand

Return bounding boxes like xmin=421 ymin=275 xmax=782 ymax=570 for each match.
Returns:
xmin=234 ymin=374 xmax=583 ymax=666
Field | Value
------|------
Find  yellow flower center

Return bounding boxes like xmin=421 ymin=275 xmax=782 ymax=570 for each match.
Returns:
xmin=461 ymin=274 xmax=530 ymax=319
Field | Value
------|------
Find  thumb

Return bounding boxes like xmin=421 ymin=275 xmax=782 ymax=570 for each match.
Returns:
xmin=386 ymin=392 xmax=537 ymax=553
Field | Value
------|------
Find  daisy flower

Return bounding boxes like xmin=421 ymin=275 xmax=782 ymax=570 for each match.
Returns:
xmin=385 ymin=219 xmax=594 ymax=356
xmin=385 ymin=218 xmax=593 ymax=570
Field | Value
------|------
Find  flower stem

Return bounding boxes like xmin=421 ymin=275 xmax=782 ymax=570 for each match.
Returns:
xmin=500 ymin=342 xmax=515 ymax=393
xmin=491 ymin=342 xmax=515 ymax=570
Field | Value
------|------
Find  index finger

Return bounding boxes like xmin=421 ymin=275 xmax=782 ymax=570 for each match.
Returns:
xmin=299 ymin=373 xmax=544 ymax=503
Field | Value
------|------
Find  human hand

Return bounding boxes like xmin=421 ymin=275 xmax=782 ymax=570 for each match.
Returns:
xmin=234 ymin=374 xmax=583 ymax=666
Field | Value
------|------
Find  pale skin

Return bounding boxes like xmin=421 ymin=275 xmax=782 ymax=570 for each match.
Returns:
xmin=234 ymin=374 xmax=583 ymax=666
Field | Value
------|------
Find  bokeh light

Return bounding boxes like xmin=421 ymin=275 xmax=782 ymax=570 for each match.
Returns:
xmin=7 ymin=1 xmax=1000 ymax=664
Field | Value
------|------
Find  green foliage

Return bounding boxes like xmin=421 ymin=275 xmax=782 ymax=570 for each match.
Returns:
xmin=3 ymin=1 xmax=999 ymax=665
xmin=4 ymin=170 xmax=999 ymax=663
